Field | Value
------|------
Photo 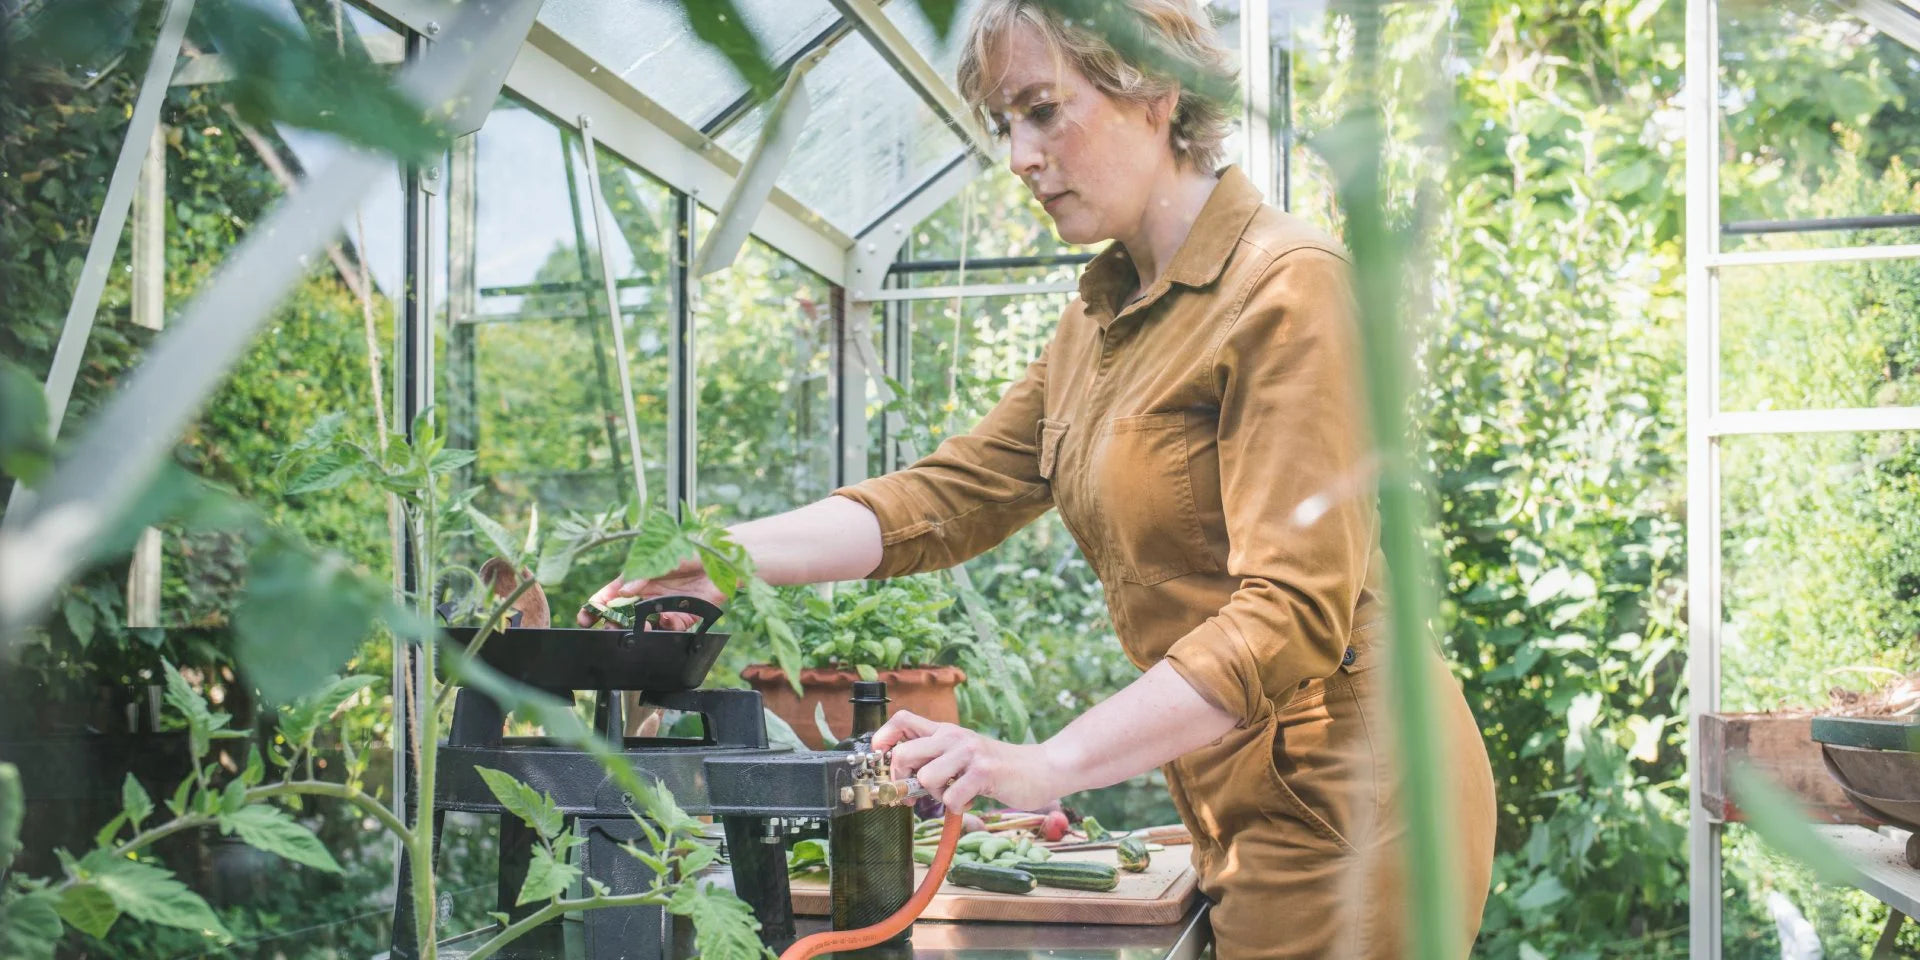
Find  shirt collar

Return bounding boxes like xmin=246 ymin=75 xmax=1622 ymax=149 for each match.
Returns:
xmin=1076 ymin=165 xmax=1266 ymax=325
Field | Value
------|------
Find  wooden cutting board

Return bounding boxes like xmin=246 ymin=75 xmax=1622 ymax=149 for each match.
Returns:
xmin=789 ymin=843 xmax=1198 ymax=925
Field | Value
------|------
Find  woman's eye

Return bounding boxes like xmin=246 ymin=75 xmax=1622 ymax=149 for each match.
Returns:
xmin=1029 ymin=103 xmax=1056 ymax=124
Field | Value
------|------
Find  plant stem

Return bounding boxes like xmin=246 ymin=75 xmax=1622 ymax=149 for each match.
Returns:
xmin=1328 ymin=17 xmax=1458 ymax=958
xmin=413 ymin=472 xmax=442 ymax=958
xmin=247 ymin=781 xmax=409 ymax=838
xmin=104 ymin=814 xmax=213 ymax=863
xmin=464 ymin=891 xmax=669 ymax=960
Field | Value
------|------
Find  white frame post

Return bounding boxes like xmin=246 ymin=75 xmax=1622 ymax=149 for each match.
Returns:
xmin=1685 ymin=0 xmax=1723 ymax=955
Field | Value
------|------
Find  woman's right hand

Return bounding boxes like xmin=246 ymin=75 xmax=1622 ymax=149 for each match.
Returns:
xmin=576 ymin=557 xmax=726 ymax=630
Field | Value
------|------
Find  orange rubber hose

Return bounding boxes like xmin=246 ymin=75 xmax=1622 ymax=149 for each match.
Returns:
xmin=777 ymin=809 xmax=964 ymax=960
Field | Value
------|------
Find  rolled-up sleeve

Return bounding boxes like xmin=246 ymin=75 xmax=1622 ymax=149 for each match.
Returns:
xmin=832 ymin=341 xmax=1055 ymax=580
xmin=1161 ymin=248 xmax=1377 ymax=726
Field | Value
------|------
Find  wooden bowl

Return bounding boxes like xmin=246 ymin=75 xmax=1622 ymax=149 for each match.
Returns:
xmin=1809 ymin=716 xmax=1920 ymax=867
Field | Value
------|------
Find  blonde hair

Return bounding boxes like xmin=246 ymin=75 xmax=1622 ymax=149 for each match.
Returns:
xmin=955 ymin=0 xmax=1239 ymax=173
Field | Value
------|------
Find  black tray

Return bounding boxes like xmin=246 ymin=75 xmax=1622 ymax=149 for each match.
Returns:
xmin=441 ymin=596 xmax=729 ymax=693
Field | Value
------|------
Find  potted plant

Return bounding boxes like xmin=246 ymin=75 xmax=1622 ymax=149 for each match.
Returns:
xmin=732 ymin=574 xmax=1030 ymax=749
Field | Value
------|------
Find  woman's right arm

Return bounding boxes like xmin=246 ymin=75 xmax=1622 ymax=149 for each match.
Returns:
xmin=575 ymin=496 xmax=883 ymax=625
xmin=582 ymin=334 xmax=1058 ymax=623
xmin=728 ymin=495 xmax=885 ymax=585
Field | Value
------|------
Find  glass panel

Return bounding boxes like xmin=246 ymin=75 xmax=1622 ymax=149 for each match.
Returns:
xmin=1718 ymin=0 xmax=1920 ymax=245
xmin=1283 ymin=1 xmax=1458 ymax=234
xmin=537 ymin=0 xmax=839 ymax=128
xmin=3 ymin=4 xmax=417 ymax=944
xmin=695 ymin=229 xmax=837 ymax=522
xmin=1719 ymin=258 xmax=1920 ymax=413
xmin=446 ymin=96 xmax=673 ymax=605
xmin=718 ymin=27 xmax=965 ymax=233
xmin=1718 ymin=430 xmax=1920 ymax=712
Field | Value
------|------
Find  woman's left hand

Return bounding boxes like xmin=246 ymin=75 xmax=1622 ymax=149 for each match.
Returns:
xmin=871 ymin=711 xmax=1058 ymax=811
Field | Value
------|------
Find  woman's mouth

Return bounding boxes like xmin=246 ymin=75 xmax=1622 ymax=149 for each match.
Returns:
xmin=1040 ymin=191 xmax=1070 ymax=212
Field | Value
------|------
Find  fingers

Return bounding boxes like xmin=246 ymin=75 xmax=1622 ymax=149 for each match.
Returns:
xmin=870 ymin=710 xmax=939 ymax=756
xmin=577 ymin=575 xmax=625 ymax=626
xmin=941 ymin=768 xmax=991 ymax=810
xmin=911 ymin=746 xmax=972 ymax=800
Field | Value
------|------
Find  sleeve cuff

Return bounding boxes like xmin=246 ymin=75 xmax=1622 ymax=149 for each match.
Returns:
xmin=1161 ymin=619 xmax=1269 ymax=727
xmin=831 ymin=478 xmax=934 ymax=580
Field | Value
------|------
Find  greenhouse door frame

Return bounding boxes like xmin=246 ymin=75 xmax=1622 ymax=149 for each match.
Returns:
xmin=1683 ymin=1 xmax=1920 ymax=957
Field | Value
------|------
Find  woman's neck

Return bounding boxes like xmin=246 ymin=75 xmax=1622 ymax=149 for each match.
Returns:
xmin=1114 ymin=166 xmax=1221 ymax=300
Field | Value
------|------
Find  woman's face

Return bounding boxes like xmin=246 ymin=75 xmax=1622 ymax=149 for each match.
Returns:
xmin=980 ymin=26 xmax=1170 ymax=246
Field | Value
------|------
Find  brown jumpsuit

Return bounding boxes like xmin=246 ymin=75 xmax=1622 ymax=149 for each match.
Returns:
xmin=833 ymin=166 xmax=1497 ymax=959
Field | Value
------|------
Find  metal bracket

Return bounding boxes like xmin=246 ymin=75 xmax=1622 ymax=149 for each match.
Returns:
xmin=577 ymin=113 xmax=652 ymax=511
xmin=693 ymin=48 xmax=822 ymax=277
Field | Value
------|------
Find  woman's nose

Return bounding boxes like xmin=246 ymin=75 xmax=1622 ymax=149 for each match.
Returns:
xmin=1007 ymin=125 xmax=1044 ymax=179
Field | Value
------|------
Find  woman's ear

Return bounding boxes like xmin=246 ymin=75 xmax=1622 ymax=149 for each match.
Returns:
xmin=1150 ymin=84 xmax=1181 ymax=131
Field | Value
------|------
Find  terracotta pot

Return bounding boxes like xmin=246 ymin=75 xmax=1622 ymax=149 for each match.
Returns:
xmin=741 ymin=664 xmax=967 ymax=749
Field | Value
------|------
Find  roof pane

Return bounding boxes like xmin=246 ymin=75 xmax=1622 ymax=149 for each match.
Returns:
xmin=718 ymin=14 xmax=967 ymax=233
xmin=537 ymin=0 xmax=840 ymax=126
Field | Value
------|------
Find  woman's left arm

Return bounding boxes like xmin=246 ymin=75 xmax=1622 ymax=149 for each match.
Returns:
xmin=873 ymin=660 xmax=1234 ymax=810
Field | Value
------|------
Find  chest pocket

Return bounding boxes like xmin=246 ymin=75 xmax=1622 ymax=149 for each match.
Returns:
xmin=1089 ymin=411 xmax=1217 ymax=585
xmin=1037 ymin=418 xmax=1069 ymax=480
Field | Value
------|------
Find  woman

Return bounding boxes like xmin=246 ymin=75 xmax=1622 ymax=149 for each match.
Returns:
xmin=584 ymin=0 xmax=1495 ymax=954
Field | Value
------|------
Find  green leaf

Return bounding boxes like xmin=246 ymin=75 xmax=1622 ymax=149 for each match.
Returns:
xmin=465 ymin=505 xmax=520 ymax=564
xmin=0 ymin=357 xmax=52 ymax=484
xmin=430 ymin=447 xmax=478 ymax=474
xmin=56 ymin=882 xmax=120 ymax=939
xmin=667 ymin=880 xmax=765 ymax=960
xmin=161 ymin=661 xmax=231 ymax=760
xmin=812 ymin=702 xmax=839 ymax=748
xmin=855 ymin=664 xmax=878 ymax=682
xmin=622 ymin=511 xmax=695 ymax=583
xmin=280 ymin=675 xmax=379 ymax=752
xmin=682 ymin=0 xmax=778 ymax=101
xmin=62 ymin=595 xmax=96 ymax=649
xmin=166 ymin=778 xmax=193 ymax=818
xmin=122 ymin=774 xmax=152 ymax=831
xmin=94 ymin=812 xmax=129 ymax=851
xmin=785 ymin=837 xmax=828 ymax=877
xmin=234 ymin=544 xmax=389 ymax=703
xmin=0 ymin=762 xmax=22 ymax=876
xmin=200 ymin=0 xmax=447 ymax=161
xmin=1514 ymin=874 xmax=1569 ymax=911
xmin=910 ymin=0 xmax=962 ymax=39
xmin=241 ymin=745 xmax=265 ymax=787
xmin=0 ymin=890 xmax=63 ymax=959
xmin=523 ymin=502 xmax=542 ymax=558
xmin=517 ymin=844 xmax=581 ymax=905
xmin=220 ymin=804 xmax=342 ymax=873
xmin=89 ymin=857 xmax=231 ymax=941
xmin=536 ymin=545 xmax=578 ymax=585
xmin=474 ymin=767 xmax=564 ymax=840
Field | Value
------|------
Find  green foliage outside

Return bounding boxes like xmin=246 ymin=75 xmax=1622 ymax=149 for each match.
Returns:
xmin=5 ymin=0 xmax=1920 ymax=956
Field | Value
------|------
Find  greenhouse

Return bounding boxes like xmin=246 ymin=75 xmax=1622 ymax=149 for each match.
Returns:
xmin=0 ymin=0 xmax=1917 ymax=957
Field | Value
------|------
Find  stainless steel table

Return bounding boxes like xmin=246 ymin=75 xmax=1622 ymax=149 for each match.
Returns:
xmin=426 ymin=902 xmax=1212 ymax=960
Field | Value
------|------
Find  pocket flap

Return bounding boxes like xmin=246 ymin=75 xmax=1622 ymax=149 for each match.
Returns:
xmin=1037 ymin=418 xmax=1069 ymax=480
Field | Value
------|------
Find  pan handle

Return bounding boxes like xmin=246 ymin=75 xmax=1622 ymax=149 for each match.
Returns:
xmin=630 ymin=595 xmax=725 ymax=635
